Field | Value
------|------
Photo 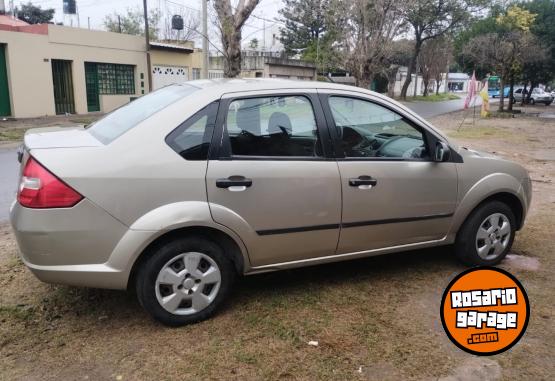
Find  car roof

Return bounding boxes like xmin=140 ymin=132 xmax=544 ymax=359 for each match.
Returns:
xmin=182 ymin=77 xmax=379 ymax=97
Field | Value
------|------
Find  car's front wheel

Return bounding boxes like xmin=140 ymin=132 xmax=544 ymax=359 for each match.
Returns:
xmin=454 ymin=201 xmax=516 ymax=266
xmin=136 ymin=236 xmax=236 ymax=326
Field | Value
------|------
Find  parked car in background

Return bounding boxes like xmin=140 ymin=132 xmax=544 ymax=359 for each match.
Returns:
xmin=10 ymin=79 xmax=532 ymax=326
xmin=490 ymin=86 xmax=511 ymax=98
xmin=513 ymin=87 xmax=553 ymax=105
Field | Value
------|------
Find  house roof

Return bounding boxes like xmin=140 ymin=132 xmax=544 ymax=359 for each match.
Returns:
xmin=150 ymin=41 xmax=194 ymax=53
xmin=0 ymin=15 xmax=29 ymax=27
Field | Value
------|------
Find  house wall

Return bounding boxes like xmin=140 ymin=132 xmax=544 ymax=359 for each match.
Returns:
xmin=150 ymin=49 xmax=203 ymax=80
xmin=0 ymin=25 xmax=147 ymax=118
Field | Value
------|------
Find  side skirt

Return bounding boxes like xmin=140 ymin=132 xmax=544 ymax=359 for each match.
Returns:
xmin=245 ymin=237 xmax=452 ymax=275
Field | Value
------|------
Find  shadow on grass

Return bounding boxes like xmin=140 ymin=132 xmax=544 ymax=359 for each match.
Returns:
xmin=237 ymin=246 xmax=462 ymax=295
xmin=22 ymin=246 xmax=463 ymax=327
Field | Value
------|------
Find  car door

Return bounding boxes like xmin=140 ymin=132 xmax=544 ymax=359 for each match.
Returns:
xmin=206 ymin=90 xmax=341 ymax=267
xmin=320 ymin=92 xmax=458 ymax=254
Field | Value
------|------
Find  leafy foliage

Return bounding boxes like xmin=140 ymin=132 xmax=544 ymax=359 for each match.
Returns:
xmin=15 ymin=2 xmax=55 ymax=24
xmin=104 ymin=7 xmax=161 ymax=40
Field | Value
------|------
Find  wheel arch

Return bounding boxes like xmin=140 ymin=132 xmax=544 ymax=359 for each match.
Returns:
xmin=452 ymin=191 xmax=525 ymax=240
xmin=128 ymin=226 xmax=246 ymax=291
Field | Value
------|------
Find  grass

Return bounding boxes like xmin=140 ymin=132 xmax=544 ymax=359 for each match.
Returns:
xmin=405 ymin=93 xmax=460 ymax=102
xmin=447 ymin=126 xmax=510 ymax=140
xmin=0 ymin=128 xmax=26 ymax=142
xmin=1 ymin=113 xmax=554 ymax=380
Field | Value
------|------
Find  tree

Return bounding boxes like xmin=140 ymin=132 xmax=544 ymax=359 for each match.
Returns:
xmin=463 ymin=6 xmax=539 ymax=111
xmin=278 ymin=0 xmax=343 ymax=72
xmin=341 ymin=0 xmax=407 ymax=89
xmin=15 ymin=2 xmax=55 ymax=24
xmin=399 ymin=0 xmax=483 ymax=100
xmin=279 ymin=0 xmax=329 ymax=55
xmin=520 ymin=0 xmax=555 ymax=96
xmin=385 ymin=40 xmax=412 ymax=97
xmin=213 ymin=0 xmax=260 ymax=78
xmin=104 ymin=7 xmax=161 ymax=41
xmin=418 ymin=36 xmax=452 ymax=96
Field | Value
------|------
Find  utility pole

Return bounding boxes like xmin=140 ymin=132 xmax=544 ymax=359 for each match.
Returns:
xmin=202 ymin=0 xmax=209 ymax=79
xmin=143 ymin=0 xmax=152 ymax=92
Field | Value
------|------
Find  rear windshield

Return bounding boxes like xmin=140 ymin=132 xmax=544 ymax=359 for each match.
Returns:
xmin=88 ymin=84 xmax=199 ymax=144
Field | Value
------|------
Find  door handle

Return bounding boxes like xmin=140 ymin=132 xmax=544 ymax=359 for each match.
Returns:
xmin=216 ymin=176 xmax=252 ymax=191
xmin=349 ymin=176 xmax=377 ymax=189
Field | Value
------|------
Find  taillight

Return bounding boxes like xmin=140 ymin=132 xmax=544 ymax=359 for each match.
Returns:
xmin=18 ymin=157 xmax=83 ymax=208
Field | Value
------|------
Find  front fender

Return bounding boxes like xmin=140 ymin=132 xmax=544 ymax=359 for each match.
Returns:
xmin=448 ymin=172 xmax=526 ymax=237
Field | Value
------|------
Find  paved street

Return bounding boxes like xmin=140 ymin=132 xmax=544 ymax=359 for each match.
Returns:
xmin=401 ymin=95 xmax=484 ymax=118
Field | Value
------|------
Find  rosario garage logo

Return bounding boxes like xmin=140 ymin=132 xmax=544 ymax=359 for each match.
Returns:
xmin=440 ymin=267 xmax=529 ymax=355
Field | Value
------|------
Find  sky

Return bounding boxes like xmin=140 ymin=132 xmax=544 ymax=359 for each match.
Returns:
xmin=11 ymin=0 xmax=284 ymax=49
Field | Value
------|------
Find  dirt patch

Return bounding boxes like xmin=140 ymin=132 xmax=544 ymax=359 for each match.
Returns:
xmin=438 ymin=357 xmax=502 ymax=381
xmin=503 ymin=254 xmax=541 ymax=272
xmin=1 ymin=108 xmax=554 ymax=380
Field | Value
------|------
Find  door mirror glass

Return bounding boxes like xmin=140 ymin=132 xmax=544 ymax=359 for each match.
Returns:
xmin=434 ymin=141 xmax=451 ymax=162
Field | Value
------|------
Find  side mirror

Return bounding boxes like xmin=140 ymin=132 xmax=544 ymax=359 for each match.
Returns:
xmin=434 ymin=141 xmax=451 ymax=162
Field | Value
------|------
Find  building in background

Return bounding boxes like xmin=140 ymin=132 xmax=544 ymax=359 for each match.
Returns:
xmin=209 ymin=51 xmax=316 ymax=81
xmin=0 ymin=18 xmax=205 ymax=118
xmin=150 ymin=41 xmax=204 ymax=89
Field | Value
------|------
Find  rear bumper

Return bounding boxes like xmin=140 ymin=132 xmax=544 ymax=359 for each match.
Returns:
xmin=9 ymin=199 xmax=148 ymax=290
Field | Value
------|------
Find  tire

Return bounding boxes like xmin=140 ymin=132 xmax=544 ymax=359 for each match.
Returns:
xmin=454 ymin=201 xmax=516 ymax=266
xmin=136 ymin=236 xmax=236 ymax=326
xmin=530 ymin=98 xmax=535 ymax=105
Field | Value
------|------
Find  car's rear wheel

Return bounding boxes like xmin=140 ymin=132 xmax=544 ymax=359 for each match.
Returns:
xmin=136 ymin=236 xmax=236 ymax=326
xmin=530 ymin=98 xmax=535 ymax=105
xmin=454 ymin=201 xmax=516 ymax=266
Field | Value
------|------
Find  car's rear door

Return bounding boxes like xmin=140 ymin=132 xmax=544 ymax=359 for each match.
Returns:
xmin=206 ymin=89 xmax=341 ymax=267
xmin=320 ymin=91 xmax=458 ymax=254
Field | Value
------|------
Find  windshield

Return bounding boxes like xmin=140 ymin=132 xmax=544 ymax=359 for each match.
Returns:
xmin=88 ymin=84 xmax=199 ymax=144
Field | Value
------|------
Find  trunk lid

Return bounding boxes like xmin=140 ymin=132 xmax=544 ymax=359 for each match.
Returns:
xmin=24 ymin=126 xmax=102 ymax=150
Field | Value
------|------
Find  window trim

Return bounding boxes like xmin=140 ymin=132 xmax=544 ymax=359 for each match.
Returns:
xmin=320 ymin=93 xmax=440 ymax=162
xmin=212 ymin=92 xmax=334 ymax=161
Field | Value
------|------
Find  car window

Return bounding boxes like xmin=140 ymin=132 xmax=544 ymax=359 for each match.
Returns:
xmin=225 ymin=96 xmax=321 ymax=157
xmin=515 ymin=89 xmax=522 ymax=94
xmin=328 ymin=96 xmax=428 ymax=159
xmin=166 ymin=105 xmax=216 ymax=160
xmin=88 ymin=84 xmax=199 ymax=144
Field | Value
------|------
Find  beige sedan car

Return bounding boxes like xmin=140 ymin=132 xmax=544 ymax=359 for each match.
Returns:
xmin=10 ymin=79 xmax=531 ymax=326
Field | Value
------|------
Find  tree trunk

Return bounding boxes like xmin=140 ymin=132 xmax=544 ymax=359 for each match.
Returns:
xmin=358 ymin=74 xmax=373 ymax=91
xmin=498 ymin=76 xmax=505 ymax=112
xmin=223 ymin=29 xmax=242 ymax=78
xmin=400 ymin=40 xmax=421 ymax=100
xmin=387 ymin=66 xmax=399 ymax=98
xmin=521 ymin=83 xmax=527 ymax=106
xmin=422 ymin=78 xmax=430 ymax=96
xmin=526 ymin=82 xmax=537 ymax=104
xmin=507 ymin=74 xmax=515 ymax=112
xmin=435 ymin=79 xmax=441 ymax=95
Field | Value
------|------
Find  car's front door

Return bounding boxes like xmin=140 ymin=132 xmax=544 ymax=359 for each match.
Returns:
xmin=321 ymin=93 xmax=458 ymax=254
xmin=206 ymin=91 xmax=341 ymax=267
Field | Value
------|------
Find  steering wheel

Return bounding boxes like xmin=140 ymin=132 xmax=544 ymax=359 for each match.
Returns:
xmin=375 ymin=136 xmax=425 ymax=158
xmin=342 ymin=127 xmax=377 ymax=157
